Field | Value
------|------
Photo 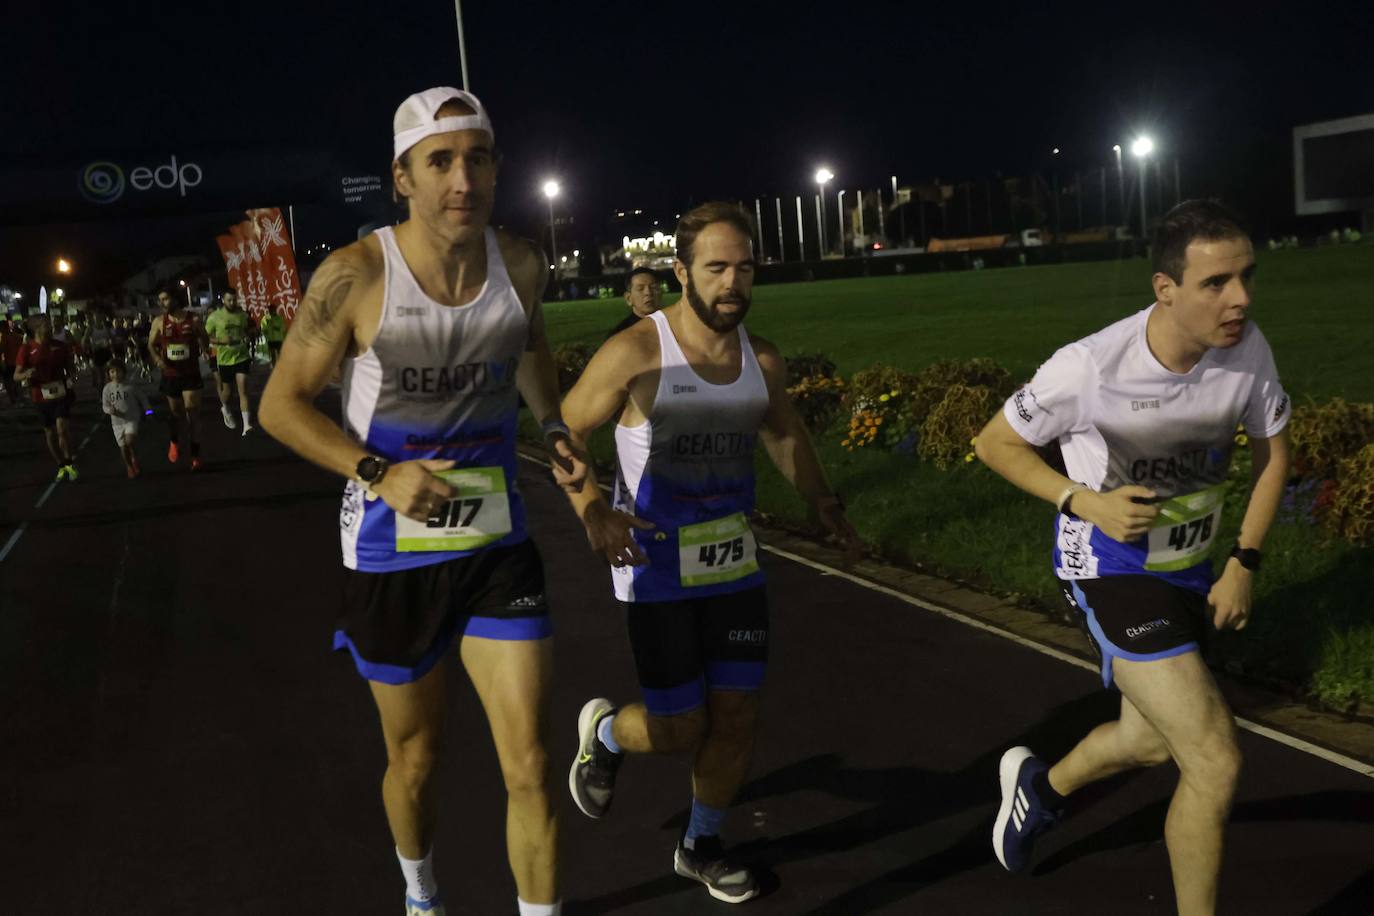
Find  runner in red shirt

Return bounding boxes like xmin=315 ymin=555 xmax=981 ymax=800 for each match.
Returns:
xmin=14 ymin=315 xmax=79 ymax=481
xmin=149 ymin=287 xmax=210 ymax=469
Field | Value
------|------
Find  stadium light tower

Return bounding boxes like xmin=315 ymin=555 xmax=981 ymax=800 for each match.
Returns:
xmin=542 ymin=180 xmax=561 ymax=275
xmin=814 ymin=167 xmax=833 ymax=257
xmin=1131 ymin=137 xmax=1154 ymax=239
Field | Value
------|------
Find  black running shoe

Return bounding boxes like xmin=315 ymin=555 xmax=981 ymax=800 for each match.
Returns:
xmin=673 ymin=834 xmax=760 ymax=904
xmin=569 ymin=697 xmax=622 ymax=819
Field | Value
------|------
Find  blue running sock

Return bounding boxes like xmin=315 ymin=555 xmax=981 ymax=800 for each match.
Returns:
xmin=685 ymin=798 xmax=727 ymax=849
xmin=596 ymin=714 xmax=622 ymax=754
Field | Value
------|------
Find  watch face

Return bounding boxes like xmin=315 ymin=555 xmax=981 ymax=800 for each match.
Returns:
xmin=358 ymin=457 xmax=379 ymax=481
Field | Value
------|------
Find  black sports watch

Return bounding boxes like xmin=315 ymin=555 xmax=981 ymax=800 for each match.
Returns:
xmin=356 ymin=455 xmax=390 ymax=486
xmin=1229 ymin=542 xmax=1261 ymax=572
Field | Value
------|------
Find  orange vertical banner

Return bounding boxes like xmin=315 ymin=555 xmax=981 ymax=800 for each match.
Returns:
xmin=215 ymin=234 xmax=246 ymax=304
xmin=249 ymin=207 xmax=303 ymax=322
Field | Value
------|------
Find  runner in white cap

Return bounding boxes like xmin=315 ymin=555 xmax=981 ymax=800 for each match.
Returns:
xmin=260 ymin=86 xmax=585 ymax=916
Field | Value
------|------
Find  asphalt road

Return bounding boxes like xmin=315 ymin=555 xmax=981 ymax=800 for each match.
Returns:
xmin=2 ymin=373 xmax=1371 ymax=915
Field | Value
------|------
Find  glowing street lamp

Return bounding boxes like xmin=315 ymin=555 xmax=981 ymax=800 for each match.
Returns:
xmin=542 ymin=179 xmax=561 ymax=275
xmin=814 ymin=167 xmax=833 ymax=257
xmin=1131 ymin=136 xmax=1154 ymax=239
xmin=55 ymin=258 xmax=72 ymax=275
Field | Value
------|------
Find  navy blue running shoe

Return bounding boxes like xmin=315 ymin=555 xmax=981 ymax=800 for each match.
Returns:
xmin=993 ymin=746 xmax=1061 ymax=872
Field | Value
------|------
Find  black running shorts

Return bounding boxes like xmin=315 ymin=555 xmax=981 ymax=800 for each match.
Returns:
xmin=622 ymin=585 xmax=769 ymax=717
xmin=34 ymin=397 xmax=71 ymax=428
xmin=217 ymin=360 xmax=250 ymax=380
xmin=159 ymin=374 xmax=203 ymax=396
xmin=1058 ymin=575 xmax=1208 ymax=689
xmin=336 ymin=539 xmax=551 ymax=685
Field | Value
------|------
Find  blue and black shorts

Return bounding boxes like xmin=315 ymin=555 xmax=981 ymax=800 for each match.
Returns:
xmin=1059 ymin=575 xmax=1207 ymax=689
xmin=623 ymin=585 xmax=769 ymax=717
xmin=336 ymin=539 xmax=551 ymax=685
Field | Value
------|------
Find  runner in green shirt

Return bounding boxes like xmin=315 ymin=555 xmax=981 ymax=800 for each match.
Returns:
xmin=205 ymin=291 xmax=254 ymax=434
xmin=260 ymin=308 xmax=287 ymax=367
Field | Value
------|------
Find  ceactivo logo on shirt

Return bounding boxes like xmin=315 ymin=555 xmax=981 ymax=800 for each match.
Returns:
xmin=79 ymin=155 xmax=204 ymax=205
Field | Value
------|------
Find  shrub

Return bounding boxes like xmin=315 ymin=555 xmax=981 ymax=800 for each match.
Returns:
xmin=919 ymin=384 xmax=1003 ymax=469
xmin=785 ymin=352 xmax=837 ymax=387
xmin=1288 ymin=398 xmax=1374 ymax=478
xmin=842 ymin=364 xmax=922 ymax=451
xmin=553 ymin=342 xmax=597 ymax=393
xmin=788 ymin=374 xmax=846 ymax=432
xmin=905 ymin=358 xmax=1016 ymax=432
xmin=1327 ymin=443 xmax=1374 ymax=546
xmin=842 ymin=359 xmax=1015 ymax=459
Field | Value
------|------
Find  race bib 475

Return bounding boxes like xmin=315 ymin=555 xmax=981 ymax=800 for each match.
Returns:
xmin=678 ymin=512 xmax=760 ymax=587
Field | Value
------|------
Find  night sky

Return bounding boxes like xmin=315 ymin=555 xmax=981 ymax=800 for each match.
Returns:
xmin=3 ymin=0 xmax=1372 ymax=295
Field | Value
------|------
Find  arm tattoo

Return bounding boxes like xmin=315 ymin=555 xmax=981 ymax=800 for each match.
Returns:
xmin=292 ymin=257 xmax=357 ymax=349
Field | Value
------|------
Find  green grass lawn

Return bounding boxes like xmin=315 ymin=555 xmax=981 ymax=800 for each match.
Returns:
xmin=547 ymin=244 xmax=1374 ymax=400
xmin=543 ymin=244 xmax=1374 ymax=707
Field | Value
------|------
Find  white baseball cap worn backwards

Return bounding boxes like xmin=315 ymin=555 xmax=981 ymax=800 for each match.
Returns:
xmin=392 ymin=87 xmax=494 ymax=161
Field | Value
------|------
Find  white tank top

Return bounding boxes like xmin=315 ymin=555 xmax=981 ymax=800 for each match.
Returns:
xmin=611 ymin=310 xmax=770 ymax=602
xmin=339 ymin=226 xmax=530 ymax=572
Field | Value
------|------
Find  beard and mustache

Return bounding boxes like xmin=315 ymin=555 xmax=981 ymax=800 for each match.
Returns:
xmin=684 ymin=275 xmax=751 ymax=332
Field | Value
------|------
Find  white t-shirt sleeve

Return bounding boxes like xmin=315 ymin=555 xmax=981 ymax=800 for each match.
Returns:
xmin=101 ymin=383 xmax=115 ymax=415
xmin=1001 ymin=344 xmax=1094 ymax=447
xmin=1242 ymin=329 xmax=1290 ymax=439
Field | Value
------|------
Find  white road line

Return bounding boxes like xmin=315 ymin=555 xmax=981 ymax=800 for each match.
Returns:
xmin=0 ymin=522 xmax=28 ymax=564
xmin=5 ymin=421 xmax=105 ymax=562
xmin=762 ymin=543 xmax=1374 ymax=779
xmin=33 ymin=480 xmax=58 ymax=509
xmin=515 ymin=450 xmax=1374 ymax=780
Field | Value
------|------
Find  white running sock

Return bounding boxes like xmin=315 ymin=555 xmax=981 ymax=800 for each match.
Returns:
xmin=396 ymin=847 xmax=439 ymax=902
xmin=517 ymin=899 xmax=560 ymax=916
xmin=242 ymin=411 xmax=252 ymax=426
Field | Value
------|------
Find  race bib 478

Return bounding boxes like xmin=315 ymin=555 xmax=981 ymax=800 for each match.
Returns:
xmin=1144 ymin=484 xmax=1226 ymax=572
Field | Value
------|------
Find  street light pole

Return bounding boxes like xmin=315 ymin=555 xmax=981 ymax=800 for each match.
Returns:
xmin=795 ymin=196 xmax=805 ymax=260
xmin=754 ymin=199 xmax=765 ymax=260
xmin=1131 ymin=137 xmax=1154 ymax=240
xmin=814 ymin=195 xmax=825 ymax=259
xmin=836 ymin=190 xmax=846 ymax=256
xmin=453 ymin=0 xmax=471 ymax=90
xmin=775 ymin=198 xmax=785 ymax=262
xmin=542 ymin=180 xmax=560 ymax=277
xmin=1113 ymin=145 xmax=1124 ymax=226
xmin=813 ymin=168 xmax=833 ymax=258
